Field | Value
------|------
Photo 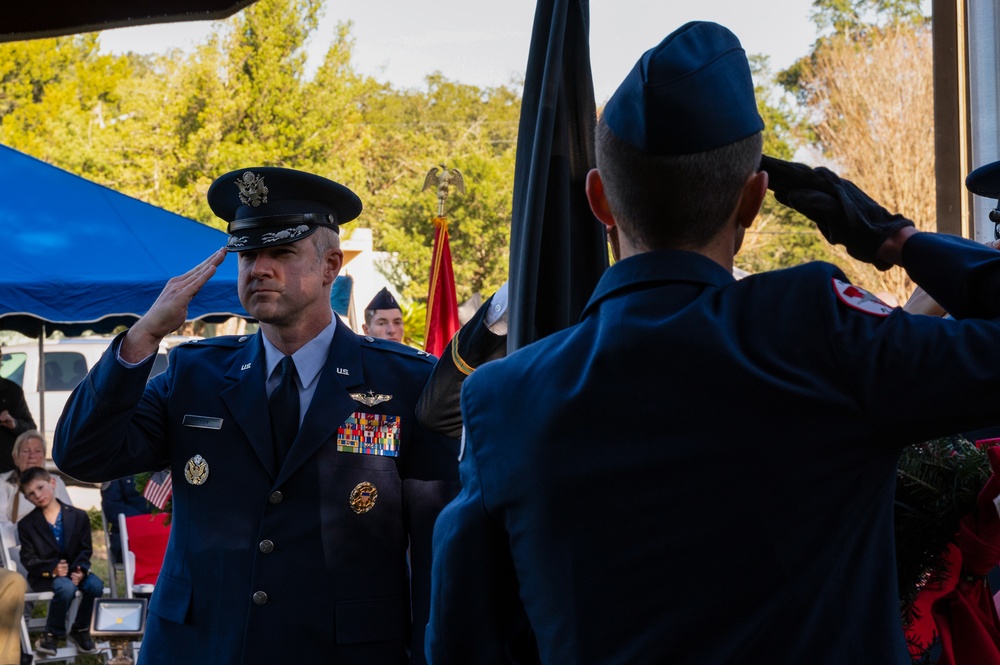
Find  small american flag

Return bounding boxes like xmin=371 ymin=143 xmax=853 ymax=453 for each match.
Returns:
xmin=143 ymin=469 xmax=173 ymax=510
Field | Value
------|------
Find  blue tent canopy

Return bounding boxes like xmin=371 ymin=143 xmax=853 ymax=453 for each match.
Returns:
xmin=0 ymin=144 xmax=249 ymax=336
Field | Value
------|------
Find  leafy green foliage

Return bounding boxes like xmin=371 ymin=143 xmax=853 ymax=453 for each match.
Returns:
xmin=401 ymin=301 xmax=427 ymax=349
xmin=87 ymin=506 xmax=103 ymax=532
xmin=810 ymin=0 xmax=928 ymax=35
xmin=738 ymin=56 xmax=840 ymax=274
xmin=895 ymin=438 xmax=991 ymax=636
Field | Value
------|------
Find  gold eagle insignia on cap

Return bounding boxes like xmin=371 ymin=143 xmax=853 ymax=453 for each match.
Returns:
xmin=350 ymin=390 xmax=393 ymax=407
xmin=235 ymin=171 xmax=268 ymax=207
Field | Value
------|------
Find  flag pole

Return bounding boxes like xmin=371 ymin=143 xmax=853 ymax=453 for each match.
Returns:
xmin=422 ymin=166 xmax=463 ymax=357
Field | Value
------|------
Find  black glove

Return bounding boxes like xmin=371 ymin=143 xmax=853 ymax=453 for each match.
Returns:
xmin=760 ymin=155 xmax=915 ymax=270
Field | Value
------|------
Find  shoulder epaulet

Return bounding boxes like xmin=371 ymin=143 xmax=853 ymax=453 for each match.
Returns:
xmin=360 ymin=336 xmax=436 ymax=363
xmin=175 ymin=335 xmax=251 ymax=350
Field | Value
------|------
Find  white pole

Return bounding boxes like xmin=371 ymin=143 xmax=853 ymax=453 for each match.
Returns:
xmin=37 ymin=324 xmax=45 ymax=437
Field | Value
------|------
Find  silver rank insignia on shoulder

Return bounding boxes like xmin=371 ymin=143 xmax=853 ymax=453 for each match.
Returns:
xmin=350 ymin=390 xmax=392 ymax=407
xmin=349 ymin=482 xmax=377 ymax=514
xmin=184 ymin=454 xmax=209 ymax=485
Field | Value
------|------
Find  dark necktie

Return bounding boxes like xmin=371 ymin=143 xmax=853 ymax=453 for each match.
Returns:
xmin=269 ymin=356 xmax=300 ymax=468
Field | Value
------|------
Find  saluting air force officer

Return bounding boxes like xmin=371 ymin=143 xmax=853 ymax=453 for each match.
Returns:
xmin=55 ymin=167 xmax=459 ymax=665
xmin=426 ymin=21 xmax=1000 ymax=665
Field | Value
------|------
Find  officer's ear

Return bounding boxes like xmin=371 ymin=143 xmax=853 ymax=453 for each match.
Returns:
xmin=322 ymin=246 xmax=344 ymax=287
xmin=735 ymin=169 xmax=768 ymax=230
xmin=585 ymin=169 xmax=615 ymax=229
xmin=587 ymin=169 xmax=623 ymax=261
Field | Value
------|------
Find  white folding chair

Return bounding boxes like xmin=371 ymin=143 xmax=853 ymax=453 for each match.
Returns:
xmin=116 ymin=515 xmax=157 ymax=662
xmin=101 ymin=511 xmax=125 ymax=599
xmin=118 ymin=514 xmax=156 ymax=599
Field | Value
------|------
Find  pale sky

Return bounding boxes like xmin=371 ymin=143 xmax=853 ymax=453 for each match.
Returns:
xmin=98 ymin=0 xmax=822 ymax=103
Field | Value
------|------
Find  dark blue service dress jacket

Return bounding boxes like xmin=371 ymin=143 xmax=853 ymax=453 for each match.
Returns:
xmin=426 ymin=233 xmax=1000 ymax=665
xmin=55 ymin=323 xmax=459 ymax=665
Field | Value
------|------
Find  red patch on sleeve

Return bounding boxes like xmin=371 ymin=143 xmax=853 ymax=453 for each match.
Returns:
xmin=832 ymin=278 xmax=894 ymax=317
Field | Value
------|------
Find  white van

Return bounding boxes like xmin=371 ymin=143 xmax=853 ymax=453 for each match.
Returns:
xmin=0 ymin=336 xmax=199 ymax=443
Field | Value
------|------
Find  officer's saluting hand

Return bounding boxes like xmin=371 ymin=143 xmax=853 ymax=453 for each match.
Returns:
xmin=120 ymin=248 xmax=227 ymax=363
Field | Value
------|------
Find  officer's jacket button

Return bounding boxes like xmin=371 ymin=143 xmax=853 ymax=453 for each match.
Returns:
xmin=252 ymin=591 xmax=268 ymax=605
xmin=269 ymin=491 xmax=283 ymax=504
xmin=259 ymin=540 xmax=274 ymax=554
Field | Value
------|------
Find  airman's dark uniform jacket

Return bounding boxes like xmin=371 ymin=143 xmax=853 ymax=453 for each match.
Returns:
xmin=427 ymin=233 xmax=1000 ymax=665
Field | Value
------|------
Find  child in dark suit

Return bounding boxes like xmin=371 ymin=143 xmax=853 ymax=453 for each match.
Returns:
xmin=17 ymin=467 xmax=102 ymax=657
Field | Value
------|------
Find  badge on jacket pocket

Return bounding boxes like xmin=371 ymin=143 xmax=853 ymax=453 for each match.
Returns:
xmin=337 ymin=412 xmax=400 ymax=457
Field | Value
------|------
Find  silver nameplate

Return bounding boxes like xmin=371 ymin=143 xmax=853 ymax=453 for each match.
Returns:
xmin=182 ymin=415 xmax=224 ymax=430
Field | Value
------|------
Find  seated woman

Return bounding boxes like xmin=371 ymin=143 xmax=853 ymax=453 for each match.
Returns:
xmin=0 ymin=431 xmax=71 ymax=523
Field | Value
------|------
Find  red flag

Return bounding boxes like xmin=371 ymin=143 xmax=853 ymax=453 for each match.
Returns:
xmin=424 ymin=216 xmax=460 ymax=357
xmin=142 ymin=469 xmax=173 ymax=510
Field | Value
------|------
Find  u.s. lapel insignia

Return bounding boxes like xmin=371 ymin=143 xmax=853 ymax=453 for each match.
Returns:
xmin=349 ymin=482 xmax=378 ymax=514
xmin=184 ymin=454 xmax=209 ymax=485
xmin=350 ymin=390 xmax=393 ymax=407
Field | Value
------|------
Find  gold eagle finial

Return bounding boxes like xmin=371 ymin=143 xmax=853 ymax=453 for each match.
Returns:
xmin=422 ymin=164 xmax=465 ymax=217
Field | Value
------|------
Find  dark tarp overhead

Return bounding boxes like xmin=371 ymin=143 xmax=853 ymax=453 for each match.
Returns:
xmin=0 ymin=144 xmax=249 ymax=336
xmin=508 ymin=0 xmax=608 ymax=352
xmin=2 ymin=1 xmax=258 ymax=43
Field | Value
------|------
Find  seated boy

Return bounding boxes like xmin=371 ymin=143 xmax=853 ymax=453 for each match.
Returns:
xmin=17 ymin=467 xmax=102 ymax=656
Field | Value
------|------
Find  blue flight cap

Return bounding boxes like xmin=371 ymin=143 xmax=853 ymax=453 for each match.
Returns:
xmin=603 ymin=21 xmax=765 ymax=155
xmin=208 ymin=166 xmax=363 ymax=252
xmin=366 ymin=287 xmax=400 ymax=312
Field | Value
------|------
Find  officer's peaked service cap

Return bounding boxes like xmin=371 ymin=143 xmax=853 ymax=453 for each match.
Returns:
xmin=603 ymin=21 xmax=764 ymax=156
xmin=208 ymin=166 xmax=363 ymax=252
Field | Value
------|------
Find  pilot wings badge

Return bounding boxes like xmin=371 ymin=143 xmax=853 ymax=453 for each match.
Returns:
xmin=350 ymin=390 xmax=393 ymax=407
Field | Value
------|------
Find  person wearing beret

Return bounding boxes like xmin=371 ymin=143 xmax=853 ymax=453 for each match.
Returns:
xmin=363 ymin=287 xmax=406 ymax=343
xmin=54 ymin=167 xmax=460 ymax=664
xmin=426 ymin=21 xmax=1000 ymax=665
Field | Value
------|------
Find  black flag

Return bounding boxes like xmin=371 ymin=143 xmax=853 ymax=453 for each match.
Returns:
xmin=508 ymin=0 xmax=608 ymax=352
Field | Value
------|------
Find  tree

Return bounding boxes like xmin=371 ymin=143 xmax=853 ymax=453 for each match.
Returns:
xmin=737 ymin=56 xmax=839 ymax=275
xmin=774 ymin=0 xmax=933 ymax=302
xmin=0 ymin=0 xmax=520 ymax=307
xmin=358 ymin=73 xmax=520 ymax=303
xmin=0 ymin=35 xmax=132 ymax=171
xmin=788 ymin=24 xmax=934 ymax=302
